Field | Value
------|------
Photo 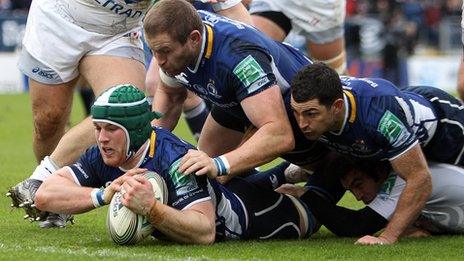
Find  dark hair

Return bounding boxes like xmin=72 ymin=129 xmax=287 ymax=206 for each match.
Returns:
xmin=144 ymin=0 xmax=203 ymax=44
xmin=291 ymin=62 xmax=343 ymax=107
xmin=332 ymin=154 xmax=392 ymax=183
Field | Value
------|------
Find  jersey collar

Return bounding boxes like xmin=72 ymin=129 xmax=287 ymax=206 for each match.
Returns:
xmin=119 ymin=138 xmax=151 ymax=172
xmin=187 ymin=24 xmax=213 ymax=74
xmin=331 ymin=91 xmax=351 ymax=136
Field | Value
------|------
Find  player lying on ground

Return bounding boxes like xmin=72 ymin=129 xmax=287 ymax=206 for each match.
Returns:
xmin=33 ymin=84 xmax=316 ymax=244
xmin=8 ymin=0 xmax=252 ymax=228
xmin=279 ymin=157 xmax=464 ymax=239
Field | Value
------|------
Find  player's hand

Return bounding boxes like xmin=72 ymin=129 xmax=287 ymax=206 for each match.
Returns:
xmin=355 ymin=235 xmax=395 ymax=245
xmin=275 ymin=184 xmax=308 ymax=198
xmin=120 ymin=175 xmax=156 ymax=216
xmin=179 ymin=149 xmax=219 ymax=179
xmin=103 ymin=168 xmax=147 ymax=204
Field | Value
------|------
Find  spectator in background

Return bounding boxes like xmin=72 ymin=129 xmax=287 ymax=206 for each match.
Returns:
xmin=11 ymin=0 xmax=30 ymax=11
xmin=0 ymin=0 xmax=11 ymax=11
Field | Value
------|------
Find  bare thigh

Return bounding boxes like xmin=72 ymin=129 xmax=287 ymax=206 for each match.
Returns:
xmin=198 ymin=114 xmax=244 ymax=157
xmin=251 ymin=15 xmax=287 ymax=41
xmin=79 ymin=55 xmax=146 ymax=96
xmin=307 ymin=36 xmax=345 ymax=61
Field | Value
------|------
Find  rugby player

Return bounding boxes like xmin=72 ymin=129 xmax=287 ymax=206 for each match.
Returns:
xmin=248 ymin=0 xmax=348 ymax=74
xmin=290 ymin=62 xmax=464 ymax=244
xmin=34 ymin=85 xmax=316 ymax=244
xmin=8 ymin=0 xmax=252 ymax=227
xmin=144 ymin=0 xmax=328 ymax=183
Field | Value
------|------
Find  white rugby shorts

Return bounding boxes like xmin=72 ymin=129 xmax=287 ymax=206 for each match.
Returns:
xmin=249 ymin=0 xmax=346 ymax=44
xmin=18 ymin=0 xmax=145 ymax=84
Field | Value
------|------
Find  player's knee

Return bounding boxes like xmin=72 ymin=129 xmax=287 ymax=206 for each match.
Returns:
xmin=250 ymin=194 xmax=314 ymax=239
xmin=316 ymin=50 xmax=347 ymax=75
xmin=32 ymin=111 xmax=67 ymax=140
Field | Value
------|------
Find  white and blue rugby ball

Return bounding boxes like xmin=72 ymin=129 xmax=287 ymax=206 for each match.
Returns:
xmin=106 ymin=171 xmax=168 ymax=245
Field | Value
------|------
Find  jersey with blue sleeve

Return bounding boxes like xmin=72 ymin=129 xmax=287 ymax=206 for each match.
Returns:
xmin=68 ymin=126 xmax=248 ymax=239
xmin=320 ymin=77 xmax=438 ymax=161
xmin=162 ymin=10 xmax=312 ymax=116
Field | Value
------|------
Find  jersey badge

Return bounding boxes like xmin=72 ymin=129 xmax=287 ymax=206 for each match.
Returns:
xmin=168 ymin=159 xmax=199 ymax=195
xmin=378 ymin=110 xmax=410 ymax=147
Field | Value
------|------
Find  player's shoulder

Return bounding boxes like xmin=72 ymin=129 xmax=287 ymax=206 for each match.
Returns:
xmin=341 ymin=76 xmax=398 ymax=96
xmin=153 ymin=127 xmax=195 ymax=152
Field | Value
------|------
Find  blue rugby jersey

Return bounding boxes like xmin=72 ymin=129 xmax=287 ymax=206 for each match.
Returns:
xmin=320 ymin=77 xmax=438 ymax=161
xmin=163 ymin=10 xmax=312 ymax=117
xmin=160 ymin=10 xmax=324 ymax=166
xmin=68 ymin=126 xmax=247 ymax=239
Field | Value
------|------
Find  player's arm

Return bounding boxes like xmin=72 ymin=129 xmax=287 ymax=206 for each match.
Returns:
xmin=148 ymin=201 xmax=216 ymax=244
xmin=357 ymin=144 xmax=432 ymax=245
xmin=299 ymin=189 xmax=387 ymax=237
xmin=35 ymin=167 xmax=143 ymax=215
xmin=152 ymin=69 xmax=188 ymax=130
xmin=121 ymin=175 xmax=216 ymax=245
xmin=224 ymin=85 xmax=294 ymax=173
xmin=34 ymin=168 xmax=96 ymax=214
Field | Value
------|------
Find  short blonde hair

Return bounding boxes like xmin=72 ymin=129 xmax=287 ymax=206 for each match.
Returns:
xmin=144 ymin=0 xmax=203 ymax=44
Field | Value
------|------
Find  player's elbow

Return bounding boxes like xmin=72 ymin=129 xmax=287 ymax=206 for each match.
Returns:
xmin=192 ymin=225 xmax=215 ymax=245
xmin=200 ymin=230 xmax=216 ymax=245
xmin=280 ymin=129 xmax=295 ymax=153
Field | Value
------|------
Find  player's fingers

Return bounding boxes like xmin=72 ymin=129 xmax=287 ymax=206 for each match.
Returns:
xmin=126 ymin=168 xmax=148 ymax=176
xmin=179 ymin=156 xmax=201 ymax=173
xmin=183 ymin=161 xmax=205 ymax=175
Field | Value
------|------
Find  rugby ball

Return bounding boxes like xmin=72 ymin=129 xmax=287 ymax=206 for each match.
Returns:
xmin=106 ymin=171 xmax=168 ymax=245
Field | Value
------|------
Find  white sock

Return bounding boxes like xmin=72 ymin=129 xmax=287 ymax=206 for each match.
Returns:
xmin=30 ymin=156 xmax=59 ymax=181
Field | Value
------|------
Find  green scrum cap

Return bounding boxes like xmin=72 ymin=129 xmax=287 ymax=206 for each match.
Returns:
xmin=91 ymin=84 xmax=161 ymax=158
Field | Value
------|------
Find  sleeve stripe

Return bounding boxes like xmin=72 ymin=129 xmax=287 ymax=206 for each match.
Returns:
xmin=181 ymin=197 xmax=212 ymax=210
xmin=388 ymin=140 xmax=419 ymax=161
xmin=66 ymin=166 xmax=82 ymax=186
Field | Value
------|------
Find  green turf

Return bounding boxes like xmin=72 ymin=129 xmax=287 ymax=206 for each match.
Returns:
xmin=1 ymin=93 xmax=464 ymax=260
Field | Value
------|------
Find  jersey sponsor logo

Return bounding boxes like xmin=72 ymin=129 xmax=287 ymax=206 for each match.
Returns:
xmin=378 ymin=173 xmax=397 ymax=200
xmin=201 ymin=11 xmax=245 ymax=30
xmin=93 ymin=0 xmax=144 ymax=18
xmin=233 ymin=55 xmax=267 ymax=94
xmin=32 ymin=67 xmax=58 ymax=80
xmin=378 ymin=110 xmax=411 ymax=148
xmin=168 ymin=159 xmax=199 ymax=196
xmin=72 ymin=162 xmax=89 ymax=179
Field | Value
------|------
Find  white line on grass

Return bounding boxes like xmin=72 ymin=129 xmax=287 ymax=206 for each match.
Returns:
xmin=0 ymin=243 xmax=207 ymax=260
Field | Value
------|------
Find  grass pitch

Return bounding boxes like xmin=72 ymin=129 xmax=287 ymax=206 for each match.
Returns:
xmin=1 ymin=93 xmax=463 ymax=260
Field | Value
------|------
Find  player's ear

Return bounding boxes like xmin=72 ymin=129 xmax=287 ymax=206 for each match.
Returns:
xmin=332 ymin=98 xmax=344 ymax=114
xmin=188 ymin=30 xmax=202 ymax=45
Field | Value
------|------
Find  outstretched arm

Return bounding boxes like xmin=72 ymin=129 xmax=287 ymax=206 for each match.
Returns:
xmin=35 ymin=168 xmax=145 ymax=214
xmin=179 ymin=85 xmax=294 ymax=179
xmin=356 ymin=144 xmax=431 ymax=245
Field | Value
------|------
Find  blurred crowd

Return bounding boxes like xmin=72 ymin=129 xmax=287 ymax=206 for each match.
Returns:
xmin=0 ymin=0 xmax=31 ymax=13
xmin=0 ymin=0 xmax=462 ymax=86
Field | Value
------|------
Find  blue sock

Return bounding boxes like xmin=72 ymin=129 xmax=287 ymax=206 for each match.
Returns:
xmin=244 ymin=161 xmax=290 ymax=191
xmin=184 ymin=101 xmax=209 ymax=141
